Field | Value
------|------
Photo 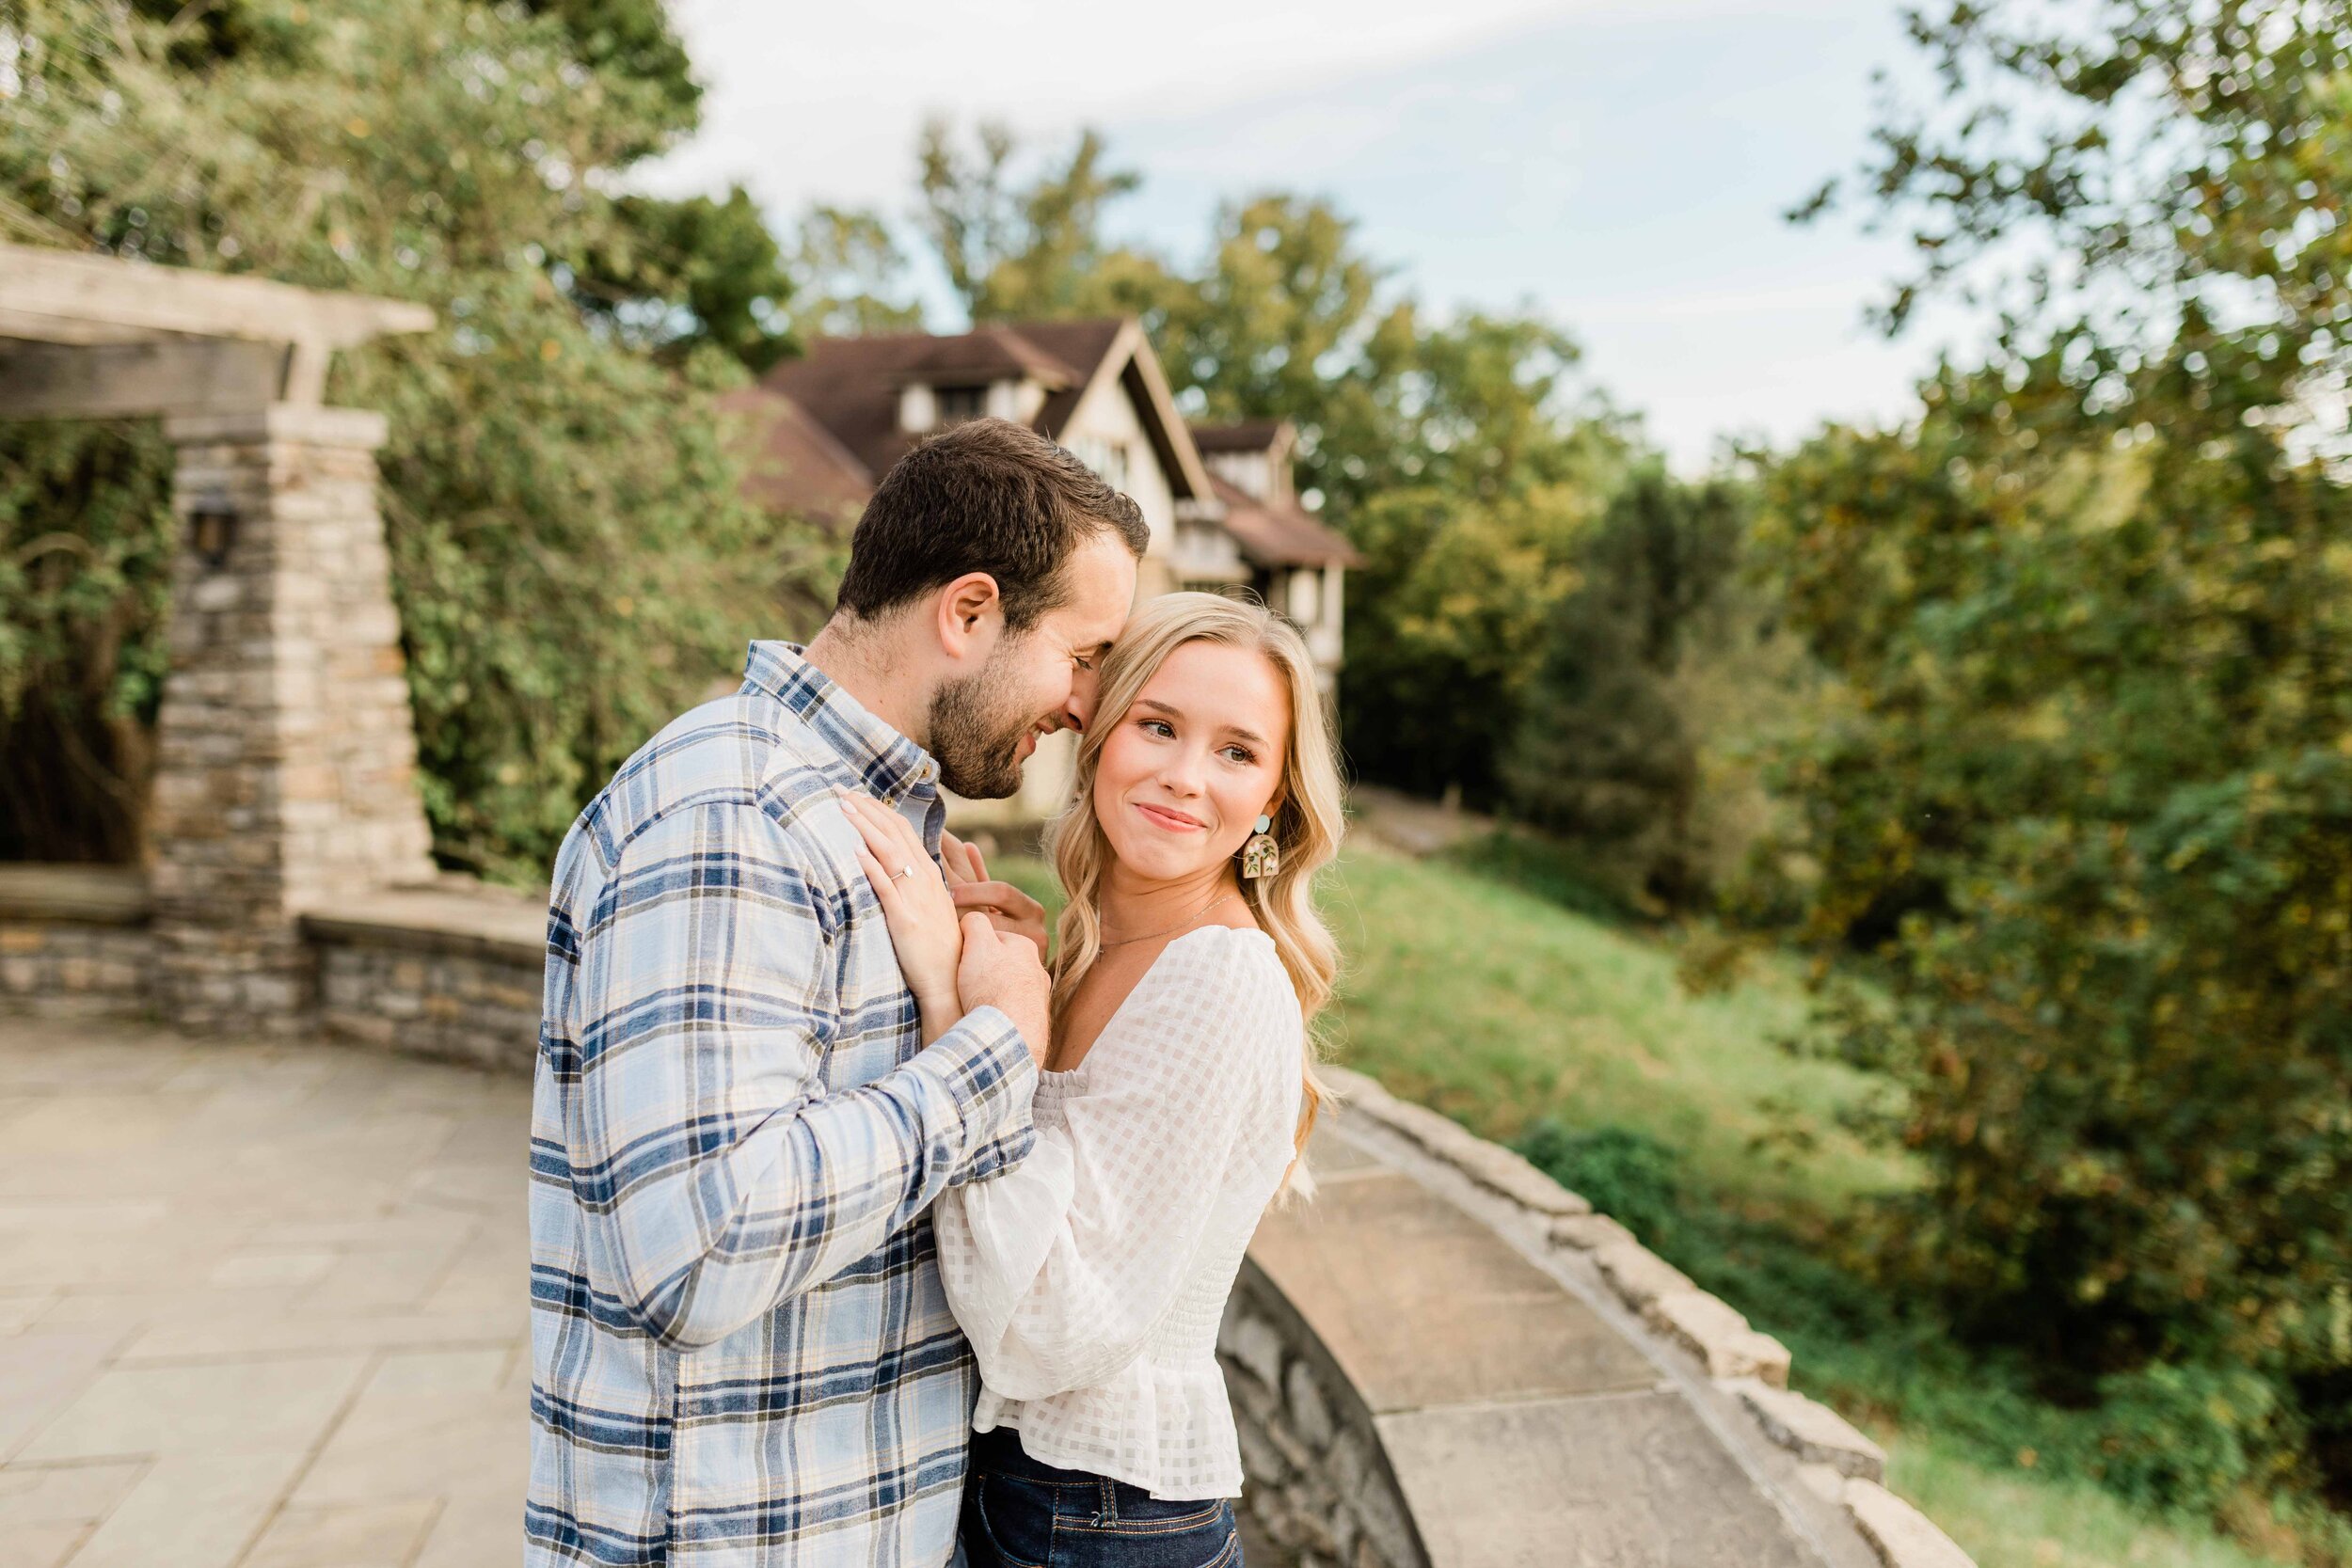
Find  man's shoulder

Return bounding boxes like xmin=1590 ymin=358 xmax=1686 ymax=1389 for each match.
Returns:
xmin=554 ymin=689 xmax=852 ymax=887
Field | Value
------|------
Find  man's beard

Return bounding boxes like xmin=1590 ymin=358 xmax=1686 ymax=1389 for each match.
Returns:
xmin=928 ymin=647 xmax=1042 ymax=800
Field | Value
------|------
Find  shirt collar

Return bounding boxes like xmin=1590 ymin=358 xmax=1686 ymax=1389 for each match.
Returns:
xmin=740 ymin=641 xmax=941 ymax=807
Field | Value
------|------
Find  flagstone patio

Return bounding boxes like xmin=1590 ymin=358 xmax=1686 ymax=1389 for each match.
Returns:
xmin=0 ymin=1016 xmax=527 ymax=1567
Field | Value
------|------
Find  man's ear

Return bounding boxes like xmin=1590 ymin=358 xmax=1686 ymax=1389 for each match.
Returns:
xmin=934 ymin=573 xmax=1004 ymax=663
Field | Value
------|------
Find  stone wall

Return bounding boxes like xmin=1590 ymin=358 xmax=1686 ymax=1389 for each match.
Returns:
xmin=312 ymin=934 xmax=542 ymax=1075
xmin=1317 ymin=1067 xmax=1979 ymax=1568
xmin=304 ymin=880 xmax=547 ymax=1075
xmin=0 ymin=866 xmax=545 ymax=1074
xmin=0 ymin=917 xmax=156 ymax=1016
xmin=0 ymin=866 xmax=158 ymax=1018
xmin=1220 ymin=1260 xmax=1424 ymax=1568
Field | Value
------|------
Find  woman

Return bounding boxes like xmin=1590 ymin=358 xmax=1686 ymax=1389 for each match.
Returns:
xmin=838 ymin=592 xmax=1344 ymax=1568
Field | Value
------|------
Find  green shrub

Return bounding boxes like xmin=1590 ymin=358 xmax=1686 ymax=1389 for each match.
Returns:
xmin=1763 ymin=0 xmax=2352 ymax=1520
xmin=2088 ymin=1363 xmax=2304 ymax=1518
xmin=1516 ymin=1119 xmax=1683 ymax=1242
xmin=1759 ymin=406 xmax=2352 ymax=1431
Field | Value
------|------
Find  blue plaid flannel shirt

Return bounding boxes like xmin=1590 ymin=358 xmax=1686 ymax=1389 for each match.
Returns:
xmin=527 ymin=641 xmax=1040 ymax=1567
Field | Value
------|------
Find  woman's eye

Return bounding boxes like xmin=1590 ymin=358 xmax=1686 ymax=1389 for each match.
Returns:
xmin=1140 ymin=719 xmax=1173 ymax=737
xmin=1223 ymin=747 xmax=1258 ymax=765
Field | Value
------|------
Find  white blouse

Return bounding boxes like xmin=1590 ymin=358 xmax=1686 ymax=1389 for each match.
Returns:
xmin=932 ymin=924 xmax=1306 ymax=1500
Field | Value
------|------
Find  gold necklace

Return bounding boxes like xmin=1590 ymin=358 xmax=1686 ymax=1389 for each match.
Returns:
xmin=1098 ymin=888 xmax=1240 ymax=948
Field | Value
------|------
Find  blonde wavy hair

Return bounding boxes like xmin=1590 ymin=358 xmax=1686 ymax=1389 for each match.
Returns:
xmin=1043 ymin=592 xmax=1345 ymax=1171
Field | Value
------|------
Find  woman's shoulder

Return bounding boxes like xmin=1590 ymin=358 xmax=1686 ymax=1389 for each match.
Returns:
xmin=1165 ymin=918 xmax=1279 ymax=971
xmin=1154 ymin=925 xmax=1302 ymax=1040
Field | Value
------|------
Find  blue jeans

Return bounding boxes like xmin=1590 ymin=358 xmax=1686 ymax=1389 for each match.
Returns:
xmin=960 ymin=1426 xmax=1242 ymax=1568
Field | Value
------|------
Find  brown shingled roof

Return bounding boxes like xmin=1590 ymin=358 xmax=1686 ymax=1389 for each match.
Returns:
xmin=1007 ymin=319 xmax=1131 ymax=439
xmin=1209 ymin=473 xmax=1360 ymax=569
xmin=877 ymin=326 xmax=1077 ymax=388
xmin=716 ymin=385 xmax=873 ymax=526
xmin=755 ymin=321 xmax=1151 ymax=489
xmin=740 ymin=317 xmax=1216 ymax=522
xmin=1189 ymin=419 xmax=1291 ymax=453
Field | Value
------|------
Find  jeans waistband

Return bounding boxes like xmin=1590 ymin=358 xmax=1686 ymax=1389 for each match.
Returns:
xmin=968 ymin=1424 xmax=1110 ymax=1489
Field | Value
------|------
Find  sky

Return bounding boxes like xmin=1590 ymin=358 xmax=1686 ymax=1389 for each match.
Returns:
xmin=644 ymin=0 xmax=1982 ymax=469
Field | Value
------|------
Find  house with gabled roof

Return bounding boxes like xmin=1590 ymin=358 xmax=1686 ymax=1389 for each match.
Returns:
xmin=723 ymin=317 xmax=1359 ymax=823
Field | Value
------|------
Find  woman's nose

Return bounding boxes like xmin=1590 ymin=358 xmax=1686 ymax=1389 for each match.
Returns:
xmin=1157 ymin=747 xmax=1209 ymax=794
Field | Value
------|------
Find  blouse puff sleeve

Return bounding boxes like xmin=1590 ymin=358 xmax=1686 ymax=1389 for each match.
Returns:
xmin=932 ymin=927 xmax=1303 ymax=1403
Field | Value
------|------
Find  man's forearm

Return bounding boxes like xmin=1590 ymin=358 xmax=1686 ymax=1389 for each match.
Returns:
xmin=596 ymin=1007 xmax=1039 ymax=1348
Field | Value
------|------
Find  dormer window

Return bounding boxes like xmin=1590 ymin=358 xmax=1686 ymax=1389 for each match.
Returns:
xmin=935 ymin=386 xmax=988 ymax=424
xmin=1070 ymin=436 xmax=1130 ymax=490
xmin=1205 ymin=451 xmax=1271 ymax=501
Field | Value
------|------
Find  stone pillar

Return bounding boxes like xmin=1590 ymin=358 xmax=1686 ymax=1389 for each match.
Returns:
xmin=150 ymin=404 xmax=437 ymax=1032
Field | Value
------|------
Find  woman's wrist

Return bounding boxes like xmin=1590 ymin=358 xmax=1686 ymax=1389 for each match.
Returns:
xmin=913 ymin=987 xmax=960 ymax=1048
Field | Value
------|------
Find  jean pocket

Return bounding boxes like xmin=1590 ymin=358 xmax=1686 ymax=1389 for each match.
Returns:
xmin=1068 ymin=1498 xmax=1238 ymax=1568
xmin=965 ymin=1472 xmax=1054 ymax=1568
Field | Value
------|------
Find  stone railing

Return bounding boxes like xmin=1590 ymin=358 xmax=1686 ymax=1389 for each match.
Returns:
xmin=1226 ymin=1067 xmax=1979 ymax=1568
xmin=4 ymin=862 xmax=1977 ymax=1568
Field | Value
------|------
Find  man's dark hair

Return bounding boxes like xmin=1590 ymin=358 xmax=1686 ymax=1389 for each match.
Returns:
xmin=834 ymin=419 xmax=1150 ymax=632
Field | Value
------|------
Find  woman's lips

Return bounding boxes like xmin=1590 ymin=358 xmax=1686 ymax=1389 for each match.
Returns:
xmin=1134 ymin=801 xmax=1206 ymax=832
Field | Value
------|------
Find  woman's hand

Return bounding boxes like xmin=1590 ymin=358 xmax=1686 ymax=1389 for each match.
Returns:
xmin=939 ymin=830 xmax=1052 ymax=962
xmin=840 ymin=793 xmax=964 ymax=1036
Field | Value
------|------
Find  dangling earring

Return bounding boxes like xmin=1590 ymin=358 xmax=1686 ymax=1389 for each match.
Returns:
xmin=1241 ymin=813 xmax=1279 ymax=880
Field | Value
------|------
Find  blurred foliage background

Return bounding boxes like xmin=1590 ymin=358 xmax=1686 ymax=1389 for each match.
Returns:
xmin=4 ymin=0 xmax=2350 ymax=1556
xmin=0 ymin=0 xmax=834 ymax=880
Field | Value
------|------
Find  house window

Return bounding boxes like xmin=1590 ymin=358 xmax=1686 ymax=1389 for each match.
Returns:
xmin=1288 ymin=569 xmax=1322 ymax=624
xmin=935 ymin=386 xmax=988 ymax=424
xmin=1071 ymin=437 xmax=1131 ymax=490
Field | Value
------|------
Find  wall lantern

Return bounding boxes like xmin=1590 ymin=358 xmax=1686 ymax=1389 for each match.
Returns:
xmin=189 ymin=506 xmax=239 ymax=571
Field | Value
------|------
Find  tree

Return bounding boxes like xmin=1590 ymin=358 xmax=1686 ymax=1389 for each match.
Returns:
xmin=916 ymin=118 xmax=1163 ymax=325
xmin=573 ymin=188 xmax=797 ymax=372
xmin=1768 ymin=0 xmax=2352 ymax=1516
xmin=0 ymin=0 xmax=825 ymax=879
xmin=1329 ymin=309 xmax=1628 ymax=800
xmin=1504 ymin=469 xmax=1760 ymax=906
xmin=784 ymin=204 xmax=927 ymax=338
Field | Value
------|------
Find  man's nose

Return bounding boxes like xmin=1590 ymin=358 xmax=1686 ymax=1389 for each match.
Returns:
xmin=1066 ymin=668 xmax=1101 ymax=732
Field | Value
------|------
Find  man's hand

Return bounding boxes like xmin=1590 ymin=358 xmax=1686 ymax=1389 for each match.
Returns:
xmin=956 ymin=911 xmax=1051 ymax=1067
xmin=940 ymin=831 xmax=1051 ymax=961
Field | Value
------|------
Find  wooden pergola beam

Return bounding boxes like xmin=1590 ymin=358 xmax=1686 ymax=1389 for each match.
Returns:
xmin=0 ymin=339 xmax=292 ymax=420
xmin=0 ymin=244 xmax=434 ymax=349
xmin=0 ymin=245 xmax=434 ymax=420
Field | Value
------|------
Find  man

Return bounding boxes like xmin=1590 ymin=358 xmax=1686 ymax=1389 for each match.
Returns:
xmin=526 ymin=419 xmax=1146 ymax=1567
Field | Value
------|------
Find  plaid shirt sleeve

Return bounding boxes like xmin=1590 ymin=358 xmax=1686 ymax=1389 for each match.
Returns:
xmin=568 ymin=798 xmax=1038 ymax=1352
